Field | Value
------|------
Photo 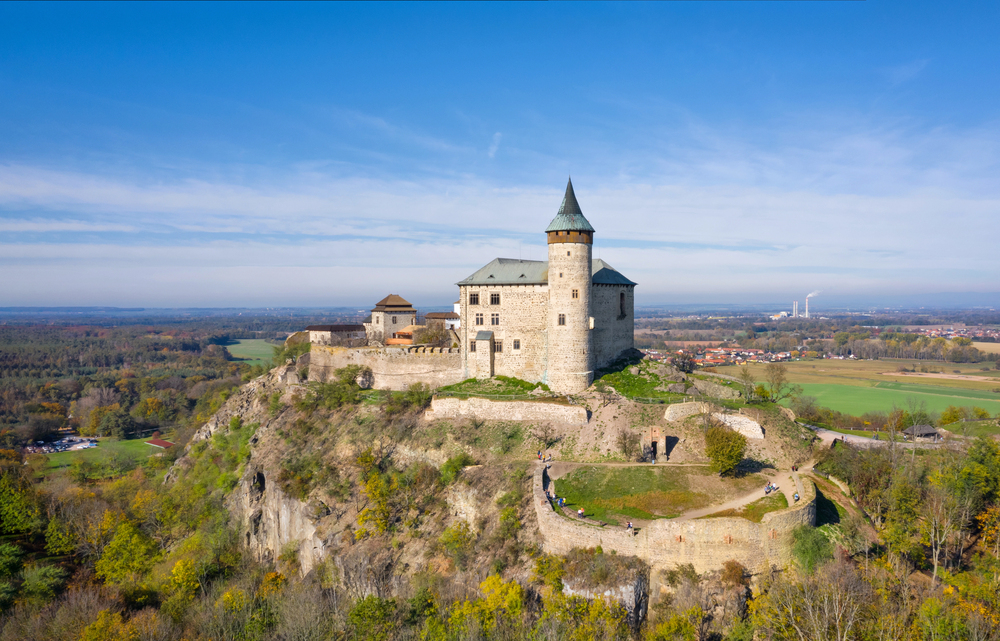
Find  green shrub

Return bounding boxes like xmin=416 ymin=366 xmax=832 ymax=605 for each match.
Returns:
xmin=439 ymin=521 xmax=476 ymax=570
xmin=440 ymin=453 xmax=475 ymax=485
xmin=791 ymin=524 xmax=832 ymax=573
xmin=704 ymin=425 xmax=747 ymax=476
xmin=348 ymin=595 xmax=397 ymax=641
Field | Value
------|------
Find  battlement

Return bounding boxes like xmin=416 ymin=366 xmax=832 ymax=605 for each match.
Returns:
xmin=309 ymin=345 xmax=464 ymax=390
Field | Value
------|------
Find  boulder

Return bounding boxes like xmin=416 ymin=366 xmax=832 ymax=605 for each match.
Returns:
xmin=692 ymin=378 xmax=741 ymax=400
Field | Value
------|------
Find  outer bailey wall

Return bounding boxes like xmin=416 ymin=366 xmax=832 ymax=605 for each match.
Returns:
xmin=533 ymin=464 xmax=816 ymax=574
xmin=426 ymin=396 xmax=589 ymax=423
xmin=459 ymin=284 xmax=549 ymax=383
xmin=592 ymin=284 xmax=635 ymax=369
xmin=309 ymin=345 xmax=463 ymax=391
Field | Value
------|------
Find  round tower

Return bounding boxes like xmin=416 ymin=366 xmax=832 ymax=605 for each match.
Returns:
xmin=546 ymin=179 xmax=595 ymax=393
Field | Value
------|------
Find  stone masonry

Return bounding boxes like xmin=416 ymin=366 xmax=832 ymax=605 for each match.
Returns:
xmin=425 ymin=396 xmax=589 ymax=423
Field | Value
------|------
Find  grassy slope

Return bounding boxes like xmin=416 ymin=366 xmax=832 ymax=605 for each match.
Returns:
xmin=227 ymin=339 xmax=276 ymax=365
xmin=699 ymin=493 xmax=788 ymax=523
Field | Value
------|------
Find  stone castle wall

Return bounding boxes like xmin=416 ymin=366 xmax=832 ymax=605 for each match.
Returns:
xmin=591 ymin=284 xmax=635 ymax=370
xmin=426 ymin=396 xmax=589 ymax=424
xmin=309 ymin=345 xmax=463 ymax=391
xmin=532 ymin=464 xmax=816 ymax=575
xmin=459 ymin=284 xmax=549 ymax=383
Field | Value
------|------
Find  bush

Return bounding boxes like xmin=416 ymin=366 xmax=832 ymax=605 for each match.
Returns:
xmin=440 ymin=453 xmax=475 ymax=485
xmin=704 ymin=426 xmax=747 ymax=476
xmin=439 ymin=521 xmax=476 ymax=570
xmin=348 ymin=595 xmax=397 ymax=641
xmin=720 ymin=560 xmax=748 ymax=587
xmin=791 ymin=525 xmax=833 ymax=573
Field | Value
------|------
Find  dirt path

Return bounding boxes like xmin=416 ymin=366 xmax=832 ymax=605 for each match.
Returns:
xmin=672 ymin=472 xmax=789 ymax=521
xmin=881 ymin=371 xmax=1000 ymax=383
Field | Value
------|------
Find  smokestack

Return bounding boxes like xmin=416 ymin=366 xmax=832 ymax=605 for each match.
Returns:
xmin=793 ymin=301 xmax=798 ymax=318
xmin=805 ymin=297 xmax=809 ymax=319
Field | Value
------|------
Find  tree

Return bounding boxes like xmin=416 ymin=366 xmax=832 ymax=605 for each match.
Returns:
xmin=737 ymin=365 xmax=758 ymax=403
xmin=533 ymin=423 xmax=560 ymax=449
xmin=95 ymin=521 xmax=158 ymax=585
xmin=615 ymin=428 xmax=640 ymax=461
xmin=704 ymin=426 xmax=747 ymax=476
xmin=348 ymin=596 xmax=396 ymax=641
xmin=921 ymin=486 xmax=960 ymax=584
xmin=764 ymin=362 xmax=800 ymax=403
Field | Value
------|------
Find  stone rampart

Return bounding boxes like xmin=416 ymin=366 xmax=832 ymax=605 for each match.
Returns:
xmin=309 ymin=345 xmax=463 ymax=391
xmin=426 ymin=396 xmax=589 ymax=424
xmin=664 ymin=402 xmax=710 ymax=422
xmin=533 ymin=464 xmax=815 ymax=575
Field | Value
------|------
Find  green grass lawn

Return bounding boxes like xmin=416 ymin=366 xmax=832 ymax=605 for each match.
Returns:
xmin=554 ymin=465 xmax=762 ymax=525
xmin=783 ymin=382 xmax=1000 ymax=417
xmin=700 ymin=493 xmax=788 ymax=523
xmin=226 ymin=339 xmax=277 ymax=365
xmin=40 ymin=438 xmax=153 ymax=477
xmin=940 ymin=420 xmax=1000 ymax=439
xmin=438 ymin=376 xmax=548 ymax=398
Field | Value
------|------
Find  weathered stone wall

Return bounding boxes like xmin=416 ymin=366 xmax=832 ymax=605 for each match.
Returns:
xmin=459 ymin=284 xmax=549 ymax=383
xmin=592 ymin=284 xmax=635 ymax=370
xmin=426 ymin=396 xmax=589 ymax=423
xmin=309 ymin=345 xmax=463 ymax=390
xmin=547 ymin=241 xmax=594 ymax=393
xmin=367 ymin=310 xmax=416 ymax=345
xmin=713 ymin=414 xmax=765 ymax=440
xmin=664 ymin=402 xmax=711 ymax=422
xmin=532 ymin=464 xmax=816 ymax=575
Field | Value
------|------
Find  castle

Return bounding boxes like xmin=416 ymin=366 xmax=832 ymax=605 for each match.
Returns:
xmin=456 ymin=179 xmax=636 ymax=393
xmin=305 ymin=180 xmax=636 ymax=395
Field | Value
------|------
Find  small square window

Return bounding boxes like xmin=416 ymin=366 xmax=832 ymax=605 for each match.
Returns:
xmin=567 ymin=251 xmax=570 ymax=256
xmin=392 ymin=316 xmax=397 ymax=324
xmin=572 ymin=289 xmax=579 ymax=299
xmin=470 ymin=341 xmax=476 ymax=352
xmin=513 ymin=340 xmax=521 ymax=350
xmin=490 ymin=293 xmax=500 ymax=305
xmin=475 ymin=313 xmax=484 ymax=325
xmin=469 ymin=293 xmax=479 ymax=305
xmin=558 ymin=314 xmax=566 ymax=326
xmin=491 ymin=313 xmax=499 ymax=326
xmin=559 ymin=272 xmax=563 ymax=278
xmin=493 ymin=341 xmax=502 ymax=353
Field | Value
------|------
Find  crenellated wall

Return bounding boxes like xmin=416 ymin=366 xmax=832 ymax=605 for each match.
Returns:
xmin=532 ymin=464 xmax=815 ymax=575
xmin=309 ymin=345 xmax=464 ymax=390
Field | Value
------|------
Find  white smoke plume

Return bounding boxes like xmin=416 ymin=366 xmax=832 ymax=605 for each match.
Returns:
xmin=806 ymin=290 xmax=821 ymax=298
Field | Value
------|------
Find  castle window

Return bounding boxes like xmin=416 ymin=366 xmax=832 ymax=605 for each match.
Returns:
xmin=490 ymin=293 xmax=500 ymax=305
xmin=567 ymin=251 xmax=570 ymax=256
xmin=559 ymin=272 xmax=563 ymax=278
xmin=558 ymin=314 xmax=566 ymax=326
xmin=513 ymin=339 xmax=520 ymax=350
xmin=392 ymin=316 xmax=397 ymax=324
xmin=490 ymin=313 xmax=499 ymax=326
xmin=469 ymin=293 xmax=479 ymax=305
xmin=475 ymin=313 xmax=484 ymax=326
xmin=470 ymin=340 xmax=476 ymax=352
xmin=493 ymin=341 xmax=502 ymax=353
xmin=572 ymin=289 xmax=579 ymax=299
xmin=620 ymin=292 xmax=626 ymax=317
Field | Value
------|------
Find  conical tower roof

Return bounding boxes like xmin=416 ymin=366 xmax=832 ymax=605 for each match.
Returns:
xmin=545 ymin=178 xmax=595 ymax=233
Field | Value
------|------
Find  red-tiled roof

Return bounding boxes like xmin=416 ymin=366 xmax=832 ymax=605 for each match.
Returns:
xmin=145 ymin=439 xmax=174 ymax=448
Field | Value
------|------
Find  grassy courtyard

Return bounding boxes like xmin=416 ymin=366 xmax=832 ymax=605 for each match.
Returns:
xmin=700 ymin=493 xmax=788 ymax=523
xmin=553 ymin=465 xmax=764 ymax=525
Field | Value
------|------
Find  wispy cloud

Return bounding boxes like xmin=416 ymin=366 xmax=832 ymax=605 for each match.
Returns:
xmin=488 ymin=132 xmax=502 ymax=158
xmin=882 ymin=59 xmax=930 ymax=86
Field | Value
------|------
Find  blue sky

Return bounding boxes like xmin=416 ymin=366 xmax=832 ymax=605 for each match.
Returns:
xmin=1 ymin=2 xmax=998 ymax=309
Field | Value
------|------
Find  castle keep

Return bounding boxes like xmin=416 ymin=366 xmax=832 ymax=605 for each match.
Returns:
xmin=457 ymin=179 xmax=636 ymax=393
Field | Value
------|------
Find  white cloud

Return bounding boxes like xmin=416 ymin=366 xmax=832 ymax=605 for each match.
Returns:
xmin=488 ymin=132 xmax=502 ymax=158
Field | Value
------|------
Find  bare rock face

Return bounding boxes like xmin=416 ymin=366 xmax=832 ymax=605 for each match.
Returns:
xmin=692 ymin=378 xmax=741 ymax=401
xmin=563 ymin=564 xmax=649 ymax=632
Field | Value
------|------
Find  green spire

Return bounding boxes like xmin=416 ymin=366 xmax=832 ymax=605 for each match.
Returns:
xmin=545 ymin=178 xmax=595 ymax=233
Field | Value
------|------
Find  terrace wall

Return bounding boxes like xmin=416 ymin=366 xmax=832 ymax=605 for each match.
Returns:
xmin=426 ymin=396 xmax=589 ymax=423
xmin=532 ymin=464 xmax=815 ymax=575
xmin=309 ymin=345 xmax=463 ymax=391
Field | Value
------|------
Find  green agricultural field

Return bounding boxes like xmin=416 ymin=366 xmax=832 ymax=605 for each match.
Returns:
xmin=227 ymin=339 xmax=278 ymax=365
xmin=718 ymin=359 xmax=1000 ymax=416
xmin=554 ymin=465 xmax=762 ymax=525
xmin=786 ymin=383 xmax=1000 ymax=416
xmin=41 ymin=438 xmax=154 ymax=477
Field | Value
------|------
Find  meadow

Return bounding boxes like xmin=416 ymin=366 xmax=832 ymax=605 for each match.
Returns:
xmin=719 ymin=359 xmax=1000 ymax=416
xmin=226 ymin=338 xmax=278 ymax=365
xmin=40 ymin=438 xmax=153 ymax=476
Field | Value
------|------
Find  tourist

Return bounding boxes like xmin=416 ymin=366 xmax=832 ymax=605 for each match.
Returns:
xmin=578 ymin=507 xmax=585 ymax=518
xmin=559 ymin=497 xmax=565 ymax=508
xmin=793 ymin=492 xmax=799 ymax=502
xmin=538 ymin=450 xmax=542 ymax=460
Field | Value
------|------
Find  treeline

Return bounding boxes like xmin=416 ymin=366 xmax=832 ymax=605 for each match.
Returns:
xmin=0 ymin=325 xmax=276 ymax=450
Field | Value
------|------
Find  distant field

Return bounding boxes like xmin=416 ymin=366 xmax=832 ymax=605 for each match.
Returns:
xmin=718 ymin=359 xmax=1000 ymax=416
xmin=940 ymin=421 xmax=1000 ymax=439
xmin=41 ymin=438 xmax=152 ymax=476
xmin=974 ymin=342 xmax=1000 ymax=355
xmin=227 ymin=339 xmax=276 ymax=365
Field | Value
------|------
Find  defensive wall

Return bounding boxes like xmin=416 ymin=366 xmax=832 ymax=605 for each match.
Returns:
xmin=309 ymin=345 xmax=464 ymax=391
xmin=425 ymin=396 xmax=589 ymax=423
xmin=532 ymin=463 xmax=816 ymax=575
